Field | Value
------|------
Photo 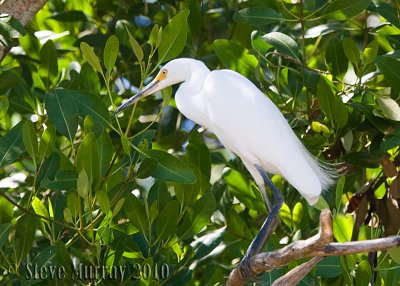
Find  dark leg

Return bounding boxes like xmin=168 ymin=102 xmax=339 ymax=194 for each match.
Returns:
xmin=239 ymin=164 xmax=284 ymax=279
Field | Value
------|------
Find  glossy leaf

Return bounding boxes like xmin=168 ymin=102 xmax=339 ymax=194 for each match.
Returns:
xmin=375 ymin=56 xmax=400 ymax=91
xmin=39 ymin=40 xmax=58 ymax=87
xmin=148 ymin=181 xmax=171 ymax=213
xmin=213 ymin=39 xmax=258 ymax=78
xmin=179 ymin=192 xmax=216 ymax=240
xmin=323 ymin=0 xmax=370 ymax=20
xmin=158 ymin=10 xmax=190 ymax=64
xmin=140 ymin=149 xmax=196 ymax=184
xmin=15 ymin=214 xmax=37 ymax=264
xmin=363 ymin=40 xmax=378 ymax=65
xmin=233 ymin=8 xmax=282 ymax=26
xmin=0 ymin=95 xmax=9 ymax=119
xmin=97 ymin=190 xmax=110 ymax=213
xmin=335 ymin=176 xmax=346 ymax=210
xmin=0 ymin=121 xmax=25 ymax=168
xmin=127 ymin=29 xmax=144 ymax=62
xmin=317 ymin=77 xmax=348 ymax=128
xmin=45 ymin=89 xmax=79 ymax=141
xmin=76 ymin=132 xmax=100 ymax=186
xmin=292 ymin=202 xmax=303 ymax=231
xmin=36 ymin=152 xmax=60 ymax=189
xmin=262 ymin=32 xmax=299 ymax=60
xmin=0 ymin=223 xmax=11 ymax=248
xmin=315 ymin=257 xmax=342 ymax=278
xmin=22 ymin=120 xmax=38 ymax=165
xmin=326 ymin=38 xmax=347 ymax=78
xmin=124 ymin=194 xmax=149 ymax=234
xmin=156 ymin=200 xmax=179 ymax=241
xmin=103 ymin=35 xmax=119 ymax=72
xmin=80 ymin=42 xmax=103 ymax=74
xmin=342 ymin=37 xmax=360 ymax=64
xmin=40 ymin=170 xmax=77 ymax=190
xmin=38 ymin=125 xmax=56 ymax=162
xmin=376 ymin=96 xmax=400 ymax=121
xmin=136 ymin=157 xmax=157 ymax=179
xmin=333 ymin=214 xmax=353 ymax=242
xmin=97 ymin=131 xmax=113 ymax=176
xmin=355 ymin=260 xmax=372 ymax=286
xmin=376 ymin=2 xmax=400 ymax=29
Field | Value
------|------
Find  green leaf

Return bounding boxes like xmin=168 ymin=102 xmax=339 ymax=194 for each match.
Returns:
xmin=326 ymin=38 xmax=348 ymax=78
xmin=388 ymin=247 xmax=400 ymax=264
xmin=376 ymin=3 xmax=400 ymax=29
xmin=76 ymin=132 xmax=100 ymax=186
xmin=136 ymin=157 xmax=158 ymax=179
xmin=36 ymin=152 xmax=60 ymax=189
xmin=343 ymin=37 xmax=360 ymax=64
xmin=363 ymin=40 xmax=378 ymax=66
xmin=77 ymin=169 xmax=90 ymax=198
xmin=0 ymin=121 xmax=25 ymax=168
xmin=333 ymin=213 xmax=353 ymax=242
xmin=317 ymin=77 xmax=348 ymax=129
xmin=80 ymin=62 xmax=101 ymax=94
xmin=39 ymin=40 xmax=58 ymax=88
xmin=140 ymin=149 xmax=196 ymax=184
xmin=335 ymin=176 xmax=346 ymax=210
xmin=38 ymin=125 xmax=56 ymax=162
xmin=224 ymin=168 xmax=266 ymax=213
xmin=262 ymin=32 xmax=299 ymax=60
xmin=213 ymin=39 xmax=258 ymax=78
xmin=355 ymin=260 xmax=372 ymax=286
xmin=179 ymin=192 xmax=216 ymax=240
xmin=55 ymin=241 xmax=73 ymax=275
xmin=121 ymin=134 xmax=131 ymax=155
xmin=375 ymin=56 xmax=400 ymax=91
xmin=0 ymin=223 xmax=12 ymax=248
xmin=156 ymin=200 xmax=179 ymax=241
xmin=96 ymin=190 xmax=110 ymax=213
xmin=0 ymin=95 xmax=9 ymax=119
xmin=158 ymin=10 xmax=190 ymax=64
xmin=15 ymin=214 xmax=37 ymax=263
xmin=376 ymin=95 xmax=400 ymax=121
xmin=323 ymin=0 xmax=370 ymax=20
xmin=149 ymin=24 xmax=159 ymax=48
xmin=68 ymin=90 xmax=111 ymax=128
xmin=0 ymin=197 xmax=13 ymax=224
xmin=381 ymin=129 xmax=400 ymax=152
xmin=22 ymin=121 xmax=38 ymax=166
xmin=0 ymin=68 xmax=20 ymax=94
xmin=186 ymin=132 xmax=211 ymax=182
xmin=67 ymin=192 xmax=79 ymax=219
xmin=233 ymin=8 xmax=283 ymax=26
xmin=292 ymin=202 xmax=303 ymax=231
xmin=45 ymin=89 xmax=79 ymax=141
xmin=103 ymin=35 xmax=119 ymax=72
xmin=50 ymin=10 xmax=88 ymax=22
xmin=80 ymin=42 xmax=103 ymax=74
xmin=175 ymin=165 xmax=202 ymax=207
xmin=315 ymin=257 xmax=342 ymax=278
xmin=97 ymin=131 xmax=113 ymax=176
xmin=148 ymin=181 xmax=171 ymax=213
xmin=112 ymin=198 xmax=125 ymax=217
xmin=127 ymin=29 xmax=144 ymax=62
xmin=40 ymin=170 xmax=78 ymax=190
xmin=124 ymin=194 xmax=149 ymax=234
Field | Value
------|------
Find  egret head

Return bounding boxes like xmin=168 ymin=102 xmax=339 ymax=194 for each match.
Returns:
xmin=114 ymin=59 xmax=191 ymax=114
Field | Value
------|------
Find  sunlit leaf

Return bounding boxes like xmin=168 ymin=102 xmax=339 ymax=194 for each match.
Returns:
xmin=80 ymin=42 xmax=103 ymax=74
xmin=233 ymin=8 xmax=283 ymax=26
xmin=375 ymin=56 xmax=400 ymax=91
xmin=22 ymin=120 xmax=38 ymax=166
xmin=140 ymin=149 xmax=196 ymax=184
xmin=103 ymin=35 xmax=119 ymax=72
xmin=0 ymin=121 xmax=25 ymax=168
xmin=262 ymin=32 xmax=299 ymax=60
xmin=158 ymin=10 xmax=190 ymax=64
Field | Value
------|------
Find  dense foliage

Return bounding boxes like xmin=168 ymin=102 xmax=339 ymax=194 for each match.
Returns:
xmin=1 ymin=0 xmax=400 ymax=285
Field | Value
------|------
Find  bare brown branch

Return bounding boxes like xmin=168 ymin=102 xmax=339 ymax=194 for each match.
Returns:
xmin=226 ymin=209 xmax=400 ymax=286
xmin=0 ymin=0 xmax=47 ymax=59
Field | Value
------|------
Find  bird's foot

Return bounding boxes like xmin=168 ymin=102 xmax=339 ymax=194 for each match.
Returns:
xmin=238 ymin=252 xmax=263 ymax=282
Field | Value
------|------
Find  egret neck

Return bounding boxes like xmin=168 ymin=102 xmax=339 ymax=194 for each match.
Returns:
xmin=174 ymin=60 xmax=211 ymax=129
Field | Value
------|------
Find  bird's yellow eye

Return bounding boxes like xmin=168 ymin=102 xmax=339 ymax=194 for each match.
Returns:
xmin=156 ymin=69 xmax=168 ymax=80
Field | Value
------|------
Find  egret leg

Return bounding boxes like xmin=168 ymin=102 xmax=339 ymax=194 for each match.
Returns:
xmin=239 ymin=164 xmax=284 ymax=279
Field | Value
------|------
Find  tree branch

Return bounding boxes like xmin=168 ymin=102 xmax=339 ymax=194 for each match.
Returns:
xmin=226 ymin=209 xmax=400 ymax=286
xmin=0 ymin=0 xmax=47 ymax=60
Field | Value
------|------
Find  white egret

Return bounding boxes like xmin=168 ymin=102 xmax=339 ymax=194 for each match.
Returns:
xmin=115 ymin=58 xmax=335 ymax=278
